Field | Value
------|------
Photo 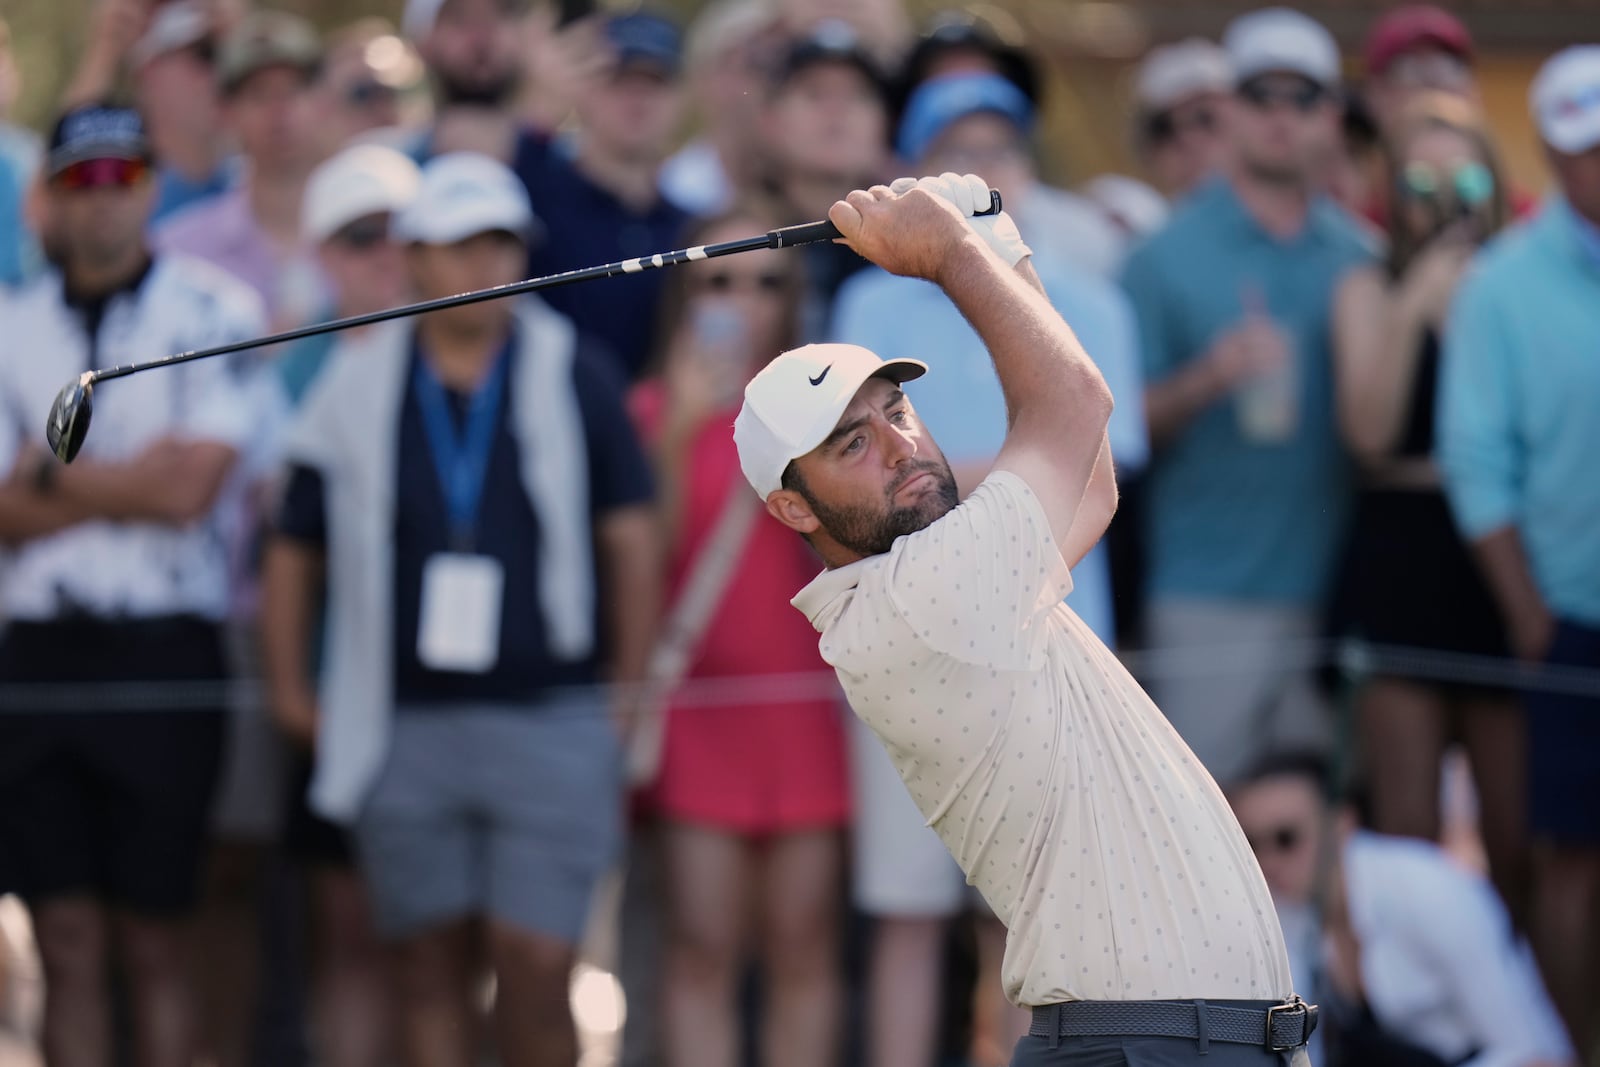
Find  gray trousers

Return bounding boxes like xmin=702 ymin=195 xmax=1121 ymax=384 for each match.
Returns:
xmin=1012 ymin=1033 xmax=1314 ymax=1067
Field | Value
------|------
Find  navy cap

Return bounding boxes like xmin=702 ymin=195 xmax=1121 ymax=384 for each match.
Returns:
xmin=47 ymin=103 xmax=153 ymax=177
xmin=775 ymin=19 xmax=890 ymax=102
xmin=605 ymin=11 xmax=682 ymax=75
xmin=900 ymin=12 xmax=1040 ymax=108
xmin=896 ymin=72 xmax=1032 ymax=163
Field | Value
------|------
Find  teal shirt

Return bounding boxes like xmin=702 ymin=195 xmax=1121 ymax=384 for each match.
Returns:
xmin=1120 ymin=177 xmax=1373 ymax=606
xmin=1439 ymin=197 xmax=1600 ymax=627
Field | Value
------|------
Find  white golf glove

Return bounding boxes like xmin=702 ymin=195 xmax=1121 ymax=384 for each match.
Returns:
xmin=889 ymin=172 xmax=1033 ymax=268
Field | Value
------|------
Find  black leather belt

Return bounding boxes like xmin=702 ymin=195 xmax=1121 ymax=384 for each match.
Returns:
xmin=1029 ymin=997 xmax=1317 ymax=1052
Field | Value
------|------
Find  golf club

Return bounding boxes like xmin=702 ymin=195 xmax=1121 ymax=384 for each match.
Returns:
xmin=44 ymin=190 xmax=1003 ymax=464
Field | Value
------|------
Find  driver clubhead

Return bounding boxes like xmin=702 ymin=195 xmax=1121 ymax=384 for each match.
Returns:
xmin=46 ymin=374 xmax=95 ymax=464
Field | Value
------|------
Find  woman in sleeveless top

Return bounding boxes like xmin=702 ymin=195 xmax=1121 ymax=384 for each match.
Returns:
xmin=629 ymin=204 xmax=851 ymax=1067
xmin=1330 ymin=93 xmax=1526 ymax=925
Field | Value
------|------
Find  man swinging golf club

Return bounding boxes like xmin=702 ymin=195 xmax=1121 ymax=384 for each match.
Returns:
xmin=734 ymin=173 xmax=1315 ymax=1066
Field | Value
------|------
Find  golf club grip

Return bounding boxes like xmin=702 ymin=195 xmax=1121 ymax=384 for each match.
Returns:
xmin=768 ymin=189 xmax=1003 ymax=248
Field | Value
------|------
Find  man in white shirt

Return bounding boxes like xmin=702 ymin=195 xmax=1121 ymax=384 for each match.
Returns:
xmin=732 ymin=173 xmax=1313 ymax=1064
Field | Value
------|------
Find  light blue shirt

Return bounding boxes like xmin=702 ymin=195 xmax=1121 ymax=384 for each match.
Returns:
xmin=0 ymin=153 xmax=24 ymax=287
xmin=1120 ymin=177 xmax=1373 ymax=606
xmin=830 ymin=259 xmax=1149 ymax=647
xmin=1439 ymin=197 xmax=1600 ymax=627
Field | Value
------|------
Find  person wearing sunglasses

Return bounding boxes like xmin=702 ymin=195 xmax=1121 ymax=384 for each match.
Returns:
xmin=1328 ymin=93 xmax=1527 ymax=947
xmin=0 ymin=101 xmax=266 ymax=1067
xmin=625 ymin=203 xmax=849 ymax=1067
xmin=1120 ymin=8 xmax=1372 ymax=787
xmin=1229 ymin=753 xmax=1574 ymax=1067
xmin=1132 ymin=38 xmax=1235 ymax=201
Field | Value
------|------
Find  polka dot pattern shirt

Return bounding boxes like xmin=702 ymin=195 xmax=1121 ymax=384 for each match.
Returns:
xmin=793 ymin=471 xmax=1295 ymax=1006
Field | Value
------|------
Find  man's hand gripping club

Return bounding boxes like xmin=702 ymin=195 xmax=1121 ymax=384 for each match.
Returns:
xmin=827 ymin=172 xmax=1033 ymax=283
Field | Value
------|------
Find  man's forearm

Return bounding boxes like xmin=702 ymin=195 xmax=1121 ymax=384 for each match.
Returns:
xmin=1145 ymin=360 xmax=1223 ymax=449
xmin=1471 ymin=525 xmax=1556 ymax=662
xmin=598 ymin=505 xmax=662 ymax=690
xmin=0 ymin=483 xmax=92 ymax=546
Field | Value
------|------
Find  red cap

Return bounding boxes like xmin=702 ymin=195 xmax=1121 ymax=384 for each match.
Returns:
xmin=1364 ymin=6 xmax=1473 ymax=77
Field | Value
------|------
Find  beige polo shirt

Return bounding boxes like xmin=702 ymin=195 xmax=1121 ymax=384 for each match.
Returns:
xmin=794 ymin=470 xmax=1295 ymax=1006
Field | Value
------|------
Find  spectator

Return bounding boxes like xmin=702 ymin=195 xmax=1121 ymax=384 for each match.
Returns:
xmin=761 ymin=21 xmax=892 ymax=337
xmin=831 ymin=73 xmax=1149 ymax=1067
xmin=630 ymin=203 xmax=849 ymax=1067
xmin=1438 ymin=44 xmax=1600 ymax=1057
xmin=263 ymin=152 xmax=659 ymax=1067
xmin=1329 ymin=93 xmax=1527 ymax=925
xmin=264 ymin=142 xmax=422 ymax=1067
xmin=0 ymin=101 xmax=263 ymax=1067
xmin=1362 ymin=6 xmax=1476 ymax=141
xmin=1228 ymin=754 xmax=1573 ymax=1067
xmin=311 ymin=19 xmax=429 ymax=158
xmin=0 ymin=15 xmax=41 ymax=285
xmin=403 ymin=0 xmax=531 ymax=163
xmin=660 ymin=0 xmax=784 ymax=216
xmin=516 ymin=10 xmax=694 ymax=380
xmin=1131 ymin=38 xmax=1234 ymax=201
xmin=1119 ymin=7 xmax=1373 ymax=785
xmin=63 ymin=1 xmax=239 ymax=225
xmin=156 ymin=9 xmax=325 ymax=327
xmin=1081 ymin=173 xmax=1170 ymax=246
xmin=896 ymin=13 xmax=1127 ymax=278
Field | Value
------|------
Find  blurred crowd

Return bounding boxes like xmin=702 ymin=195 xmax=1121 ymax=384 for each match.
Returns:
xmin=0 ymin=1 xmax=1598 ymax=1067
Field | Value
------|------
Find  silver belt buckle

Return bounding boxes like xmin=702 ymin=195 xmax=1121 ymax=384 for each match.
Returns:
xmin=1265 ymin=996 xmax=1309 ymax=1052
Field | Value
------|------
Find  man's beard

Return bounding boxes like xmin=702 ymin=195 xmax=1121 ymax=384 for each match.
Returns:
xmin=434 ymin=65 xmax=521 ymax=109
xmin=796 ymin=459 xmax=960 ymax=558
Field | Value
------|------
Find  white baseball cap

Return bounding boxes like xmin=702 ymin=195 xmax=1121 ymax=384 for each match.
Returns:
xmin=393 ymin=151 xmax=537 ymax=245
xmin=1135 ymin=38 xmax=1234 ymax=113
xmin=1531 ymin=45 xmax=1600 ymax=155
xmin=734 ymin=343 xmax=928 ymax=499
xmin=302 ymin=144 xmax=421 ymax=243
xmin=129 ymin=1 xmax=212 ymax=68
xmin=1223 ymin=7 xmax=1341 ymax=89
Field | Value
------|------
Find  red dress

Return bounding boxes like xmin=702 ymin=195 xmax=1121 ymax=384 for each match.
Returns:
xmin=631 ymin=384 xmax=851 ymax=834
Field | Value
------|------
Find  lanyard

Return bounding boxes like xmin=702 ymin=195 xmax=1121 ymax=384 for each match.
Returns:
xmin=413 ymin=339 xmax=510 ymax=551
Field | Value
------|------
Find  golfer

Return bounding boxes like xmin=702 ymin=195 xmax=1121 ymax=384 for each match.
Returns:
xmin=733 ymin=173 xmax=1315 ymax=1066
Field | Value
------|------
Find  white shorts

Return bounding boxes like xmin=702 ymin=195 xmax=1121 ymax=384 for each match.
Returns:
xmin=849 ymin=714 xmax=971 ymax=918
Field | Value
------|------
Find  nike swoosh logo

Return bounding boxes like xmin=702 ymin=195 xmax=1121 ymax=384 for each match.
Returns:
xmin=809 ymin=365 xmax=832 ymax=386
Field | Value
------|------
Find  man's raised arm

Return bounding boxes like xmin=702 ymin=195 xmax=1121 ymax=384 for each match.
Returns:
xmin=828 ymin=173 xmax=1115 ymax=549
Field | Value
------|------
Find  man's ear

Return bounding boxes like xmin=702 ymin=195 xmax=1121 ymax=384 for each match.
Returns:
xmin=765 ymin=489 xmax=820 ymax=535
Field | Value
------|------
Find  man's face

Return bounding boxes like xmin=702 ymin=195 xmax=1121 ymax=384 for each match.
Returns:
xmin=1229 ymin=775 xmax=1326 ymax=906
xmin=920 ymin=112 xmax=1032 ymax=208
xmin=576 ymin=63 xmax=684 ymax=164
xmin=1369 ymin=45 xmax=1475 ymax=134
xmin=765 ymin=61 xmax=886 ymax=181
xmin=1228 ymin=72 xmax=1339 ymax=186
xmin=225 ymin=64 xmax=318 ymax=173
xmin=48 ymin=158 xmax=157 ymax=268
xmin=318 ymin=212 xmax=409 ymax=317
xmin=1141 ymin=90 xmax=1228 ymax=197
xmin=407 ymin=229 xmax=524 ymax=333
xmin=421 ymin=0 xmax=522 ymax=107
xmin=776 ymin=376 xmax=959 ymax=560
xmin=136 ymin=47 xmax=222 ymax=141
xmin=1550 ymin=142 xmax=1600 ymax=228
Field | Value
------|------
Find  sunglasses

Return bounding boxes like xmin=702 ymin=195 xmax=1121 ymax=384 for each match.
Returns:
xmin=1245 ymin=824 xmax=1306 ymax=855
xmin=347 ymin=79 xmax=399 ymax=106
xmin=699 ymin=271 xmax=787 ymax=294
xmin=1400 ymin=160 xmax=1494 ymax=209
xmin=1145 ymin=105 xmax=1217 ymax=145
xmin=330 ymin=216 xmax=392 ymax=249
xmin=52 ymin=157 xmax=151 ymax=191
xmin=1238 ymin=78 xmax=1327 ymax=113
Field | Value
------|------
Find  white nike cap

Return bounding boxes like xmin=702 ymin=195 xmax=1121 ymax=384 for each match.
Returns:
xmin=734 ymin=343 xmax=928 ymax=499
